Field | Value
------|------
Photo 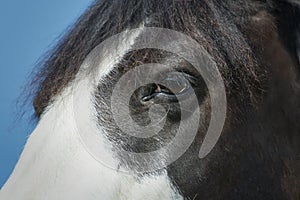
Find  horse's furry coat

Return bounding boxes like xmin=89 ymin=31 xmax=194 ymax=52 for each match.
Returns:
xmin=1 ymin=0 xmax=300 ymax=199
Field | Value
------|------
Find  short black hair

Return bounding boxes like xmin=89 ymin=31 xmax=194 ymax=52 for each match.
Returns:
xmin=29 ymin=0 xmax=299 ymax=118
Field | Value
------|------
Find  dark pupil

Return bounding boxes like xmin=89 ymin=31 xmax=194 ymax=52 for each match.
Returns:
xmin=141 ymin=73 xmax=191 ymax=104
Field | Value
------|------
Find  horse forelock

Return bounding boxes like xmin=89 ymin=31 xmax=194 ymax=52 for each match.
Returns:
xmin=30 ymin=0 xmax=271 ymax=118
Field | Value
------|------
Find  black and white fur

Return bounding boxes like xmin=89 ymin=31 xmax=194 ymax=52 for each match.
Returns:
xmin=1 ymin=0 xmax=300 ymax=199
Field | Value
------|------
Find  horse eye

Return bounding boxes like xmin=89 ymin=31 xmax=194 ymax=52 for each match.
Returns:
xmin=141 ymin=72 xmax=194 ymax=104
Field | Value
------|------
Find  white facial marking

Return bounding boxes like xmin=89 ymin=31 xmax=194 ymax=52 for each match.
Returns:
xmin=0 ymin=25 xmax=183 ymax=200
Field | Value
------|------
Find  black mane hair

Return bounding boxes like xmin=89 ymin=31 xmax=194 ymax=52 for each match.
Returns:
xmin=30 ymin=0 xmax=287 ymax=118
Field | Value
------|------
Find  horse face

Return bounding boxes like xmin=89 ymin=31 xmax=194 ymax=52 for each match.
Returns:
xmin=1 ymin=0 xmax=300 ymax=200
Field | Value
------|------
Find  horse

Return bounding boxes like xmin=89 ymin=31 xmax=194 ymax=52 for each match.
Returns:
xmin=1 ymin=0 xmax=300 ymax=199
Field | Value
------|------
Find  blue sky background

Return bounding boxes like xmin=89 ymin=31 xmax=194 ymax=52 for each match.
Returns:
xmin=0 ymin=0 xmax=93 ymax=188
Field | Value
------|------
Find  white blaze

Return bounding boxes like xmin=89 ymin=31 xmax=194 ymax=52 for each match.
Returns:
xmin=0 ymin=26 xmax=183 ymax=200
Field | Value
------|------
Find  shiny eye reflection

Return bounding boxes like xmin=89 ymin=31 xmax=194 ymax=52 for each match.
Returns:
xmin=141 ymin=72 xmax=195 ymax=105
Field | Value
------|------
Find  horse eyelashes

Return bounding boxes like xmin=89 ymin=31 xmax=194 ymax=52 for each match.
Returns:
xmin=140 ymin=72 xmax=194 ymax=105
